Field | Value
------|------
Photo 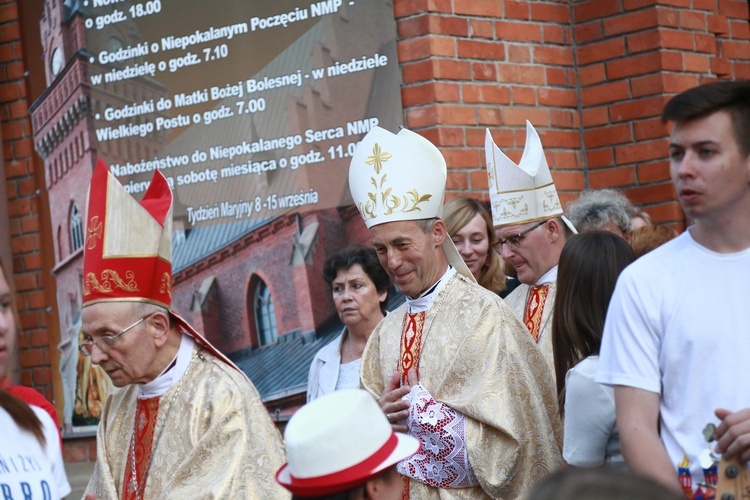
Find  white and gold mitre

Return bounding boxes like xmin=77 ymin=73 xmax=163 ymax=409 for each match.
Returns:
xmin=349 ymin=126 xmax=445 ymax=227
xmin=485 ymin=121 xmax=564 ymax=228
xmin=349 ymin=126 xmax=475 ymax=282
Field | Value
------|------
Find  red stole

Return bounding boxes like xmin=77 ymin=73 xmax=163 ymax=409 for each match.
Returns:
xmin=399 ymin=311 xmax=426 ymax=499
xmin=523 ymin=285 xmax=550 ymax=342
xmin=123 ymin=396 xmax=160 ymax=499
xmin=400 ymin=312 xmax=426 ymax=384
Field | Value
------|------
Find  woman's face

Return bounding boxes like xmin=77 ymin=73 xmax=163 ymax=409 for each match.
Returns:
xmin=451 ymin=213 xmax=491 ymax=279
xmin=332 ymin=264 xmax=386 ymax=329
xmin=0 ymin=268 xmax=16 ymax=379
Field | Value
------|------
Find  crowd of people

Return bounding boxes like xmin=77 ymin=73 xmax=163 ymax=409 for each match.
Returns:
xmin=2 ymin=80 xmax=748 ymax=499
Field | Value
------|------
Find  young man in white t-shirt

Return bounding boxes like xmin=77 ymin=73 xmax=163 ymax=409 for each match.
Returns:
xmin=597 ymin=79 xmax=750 ymax=496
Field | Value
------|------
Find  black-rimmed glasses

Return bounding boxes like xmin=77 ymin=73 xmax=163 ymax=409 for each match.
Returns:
xmin=494 ymin=220 xmax=547 ymax=252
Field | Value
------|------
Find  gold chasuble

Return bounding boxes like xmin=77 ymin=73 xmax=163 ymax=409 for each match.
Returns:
xmin=87 ymin=345 xmax=288 ymax=499
xmin=504 ymin=282 xmax=557 ymax=381
xmin=361 ymin=273 xmax=562 ymax=499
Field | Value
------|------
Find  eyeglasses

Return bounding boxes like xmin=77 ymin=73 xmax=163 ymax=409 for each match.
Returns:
xmin=494 ymin=220 xmax=547 ymax=252
xmin=78 ymin=313 xmax=154 ymax=356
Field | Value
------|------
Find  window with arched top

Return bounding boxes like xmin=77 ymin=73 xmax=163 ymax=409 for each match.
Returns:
xmin=70 ymin=204 xmax=84 ymax=253
xmin=254 ymin=280 xmax=278 ymax=346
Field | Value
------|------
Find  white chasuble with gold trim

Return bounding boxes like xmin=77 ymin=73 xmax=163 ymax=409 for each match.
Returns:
xmin=360 ymin=273 xmax=562 ymax=499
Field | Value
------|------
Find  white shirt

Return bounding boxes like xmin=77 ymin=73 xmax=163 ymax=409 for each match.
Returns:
xmin=597 ymin=230 xmax=750 ymax=485
xmin=0 ymin=405 xmax=71 ymax=499
xmin=563 ymin=356 xmax=622 ymax=467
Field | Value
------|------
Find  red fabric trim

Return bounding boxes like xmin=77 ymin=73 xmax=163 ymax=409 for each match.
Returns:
xmin=400 ymin=312 xmax=425 ymax=384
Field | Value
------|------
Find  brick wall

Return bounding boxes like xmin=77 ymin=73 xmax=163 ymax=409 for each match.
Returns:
xmin=396 ymin=0 xmax=585 ymax=210
xmin=573 ymin=0 xmax=750 ymax=226
xmin=393 ymin=0 xmax=750 ymax=229
xmin=0 ymin=0 xmax=59 ymax=401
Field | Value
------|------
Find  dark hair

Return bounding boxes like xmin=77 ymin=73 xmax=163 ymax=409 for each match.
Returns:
xmin=0 ymin=390 xmax=46 ymax=446
xmin=292 ymin=491 xmax=352 ymax=500
xmin=529 ymin=466 xmax=684 ymax=500
xmin=323 ymin=245 xmax=390 ymax=314
xmin=661 ymin=79 xmax=750 ymax=157
xmin=552 ymin=231 xmax=635 ymax=414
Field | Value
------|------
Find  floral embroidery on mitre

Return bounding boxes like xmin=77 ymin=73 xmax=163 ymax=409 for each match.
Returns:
xmin=397 ymin=384 xmax=479 ymax=489
xmin=357 ymin=143 xmax=433 ymax=222
xmin=83 ymin=270 xmax=139 ymax=296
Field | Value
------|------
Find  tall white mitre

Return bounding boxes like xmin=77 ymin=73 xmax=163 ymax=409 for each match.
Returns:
xmin=485 ymin=120 xmax=576 ymax=233
xmin=349 ymin=126 xmax=475 ymax=282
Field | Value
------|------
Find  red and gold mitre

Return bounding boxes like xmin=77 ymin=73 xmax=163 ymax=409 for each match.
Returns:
xmin=82 ymin=160 xmax=173 ymax=308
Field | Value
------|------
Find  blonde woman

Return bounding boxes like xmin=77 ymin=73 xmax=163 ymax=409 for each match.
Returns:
xmin=443 ymin=196 xmax=518 ymax=298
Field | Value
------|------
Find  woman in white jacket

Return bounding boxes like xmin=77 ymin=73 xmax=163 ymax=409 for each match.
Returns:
xmin=307 ymin=245 xmax=390 ymax=402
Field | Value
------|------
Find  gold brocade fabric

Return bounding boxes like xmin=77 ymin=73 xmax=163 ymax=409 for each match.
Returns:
xmin=504 ymin=282 xmax=557 ymax=383
xmin=86 ymin=345 xmax=289 ymax=499
xmin=360 ymin=274 xmax=563 ymax=499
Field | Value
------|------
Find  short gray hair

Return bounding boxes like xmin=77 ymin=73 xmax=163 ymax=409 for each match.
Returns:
xmin=565 ymin=189 xmax=633 ymax=234
xmin=413 ymin=218 xmax=438 ymax=234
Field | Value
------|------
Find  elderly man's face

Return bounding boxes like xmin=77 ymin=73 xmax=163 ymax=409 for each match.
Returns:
xmin=495 ymin=220 xmax=561 ymax=285
xmin=81 ymin=302 xmax=162 ymax=387
xmin=370 ymin=220 xmax=446 ymax=298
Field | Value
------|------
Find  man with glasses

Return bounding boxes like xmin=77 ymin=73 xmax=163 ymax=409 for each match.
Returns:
xmin=485 ymin=121 xmax=577 ymax=378
xmin=81 ymin=161 xmax=287 ymax=499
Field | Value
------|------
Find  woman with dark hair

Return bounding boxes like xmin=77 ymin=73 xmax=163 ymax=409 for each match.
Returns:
xmin=443 ymin=196 xmax=518 ymax=298
xmin=552 ymin=231 xmax=635 ymax=468
xmin=307 ymin=245 xmax=390 ymax=402
xmin=0 ymin=260 xmax=71 ymax=498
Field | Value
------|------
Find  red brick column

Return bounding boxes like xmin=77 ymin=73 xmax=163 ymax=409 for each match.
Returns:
xmin=0 ymin=0 xmax=60 ymax=401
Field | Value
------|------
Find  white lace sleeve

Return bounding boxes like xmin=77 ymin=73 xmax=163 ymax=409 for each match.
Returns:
xmin=396 ymin=383 xmax=479 ymax=488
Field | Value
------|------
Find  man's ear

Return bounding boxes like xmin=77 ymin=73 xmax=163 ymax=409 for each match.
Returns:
xmin=546 ymin=218 xmax=562 ymax=243
xmin=150 ymin=311 xmax=171 ymax=346
xmin=432 ymin=219 xmax=447 ymax=247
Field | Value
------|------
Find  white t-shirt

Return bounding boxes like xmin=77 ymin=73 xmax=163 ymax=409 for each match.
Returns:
xmin=564 ymin=356 xmax=622 ymax=467
xmin=597 ymin=230 xmax=750 ymax=485
xmin=0 ymin=405 xmax=71 ymax=499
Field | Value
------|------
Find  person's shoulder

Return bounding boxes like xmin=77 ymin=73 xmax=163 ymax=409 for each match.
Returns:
xmin=29 ymin=405 xmax=61 ymax=452
xmin=196 ymin=349 xmax=260 ymax=397
xmin=315 ymin=331 xmax=344 ymax=359
xmin=570 ymin=356 xmax=599 ymax=378
xmin=8 ymin=385 xmax=58 ymax=426
xmin=447 ymin=273 xmax=520 ymax=320
xmin=621 ymin=230 xmax=690 ymax=279
xmin=451 ymin=272 xmax=504 ymax=303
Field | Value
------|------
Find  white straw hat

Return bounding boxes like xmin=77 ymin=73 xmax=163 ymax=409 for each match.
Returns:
xmin=276 ymin=389 xmax=419 ymax=497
